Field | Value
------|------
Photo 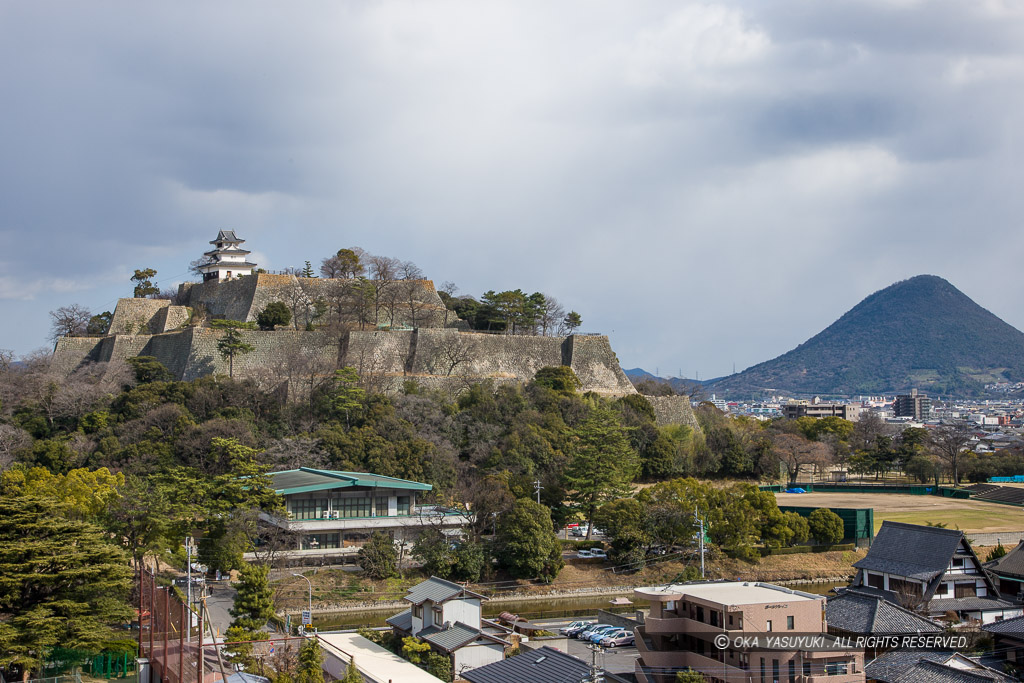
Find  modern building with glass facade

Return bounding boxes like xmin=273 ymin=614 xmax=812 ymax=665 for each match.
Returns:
xmin=257 ymin=467 xmax=469 ymax=560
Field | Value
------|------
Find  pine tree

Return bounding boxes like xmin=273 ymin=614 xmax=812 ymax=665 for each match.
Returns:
xmin=296 ymin=638 xmax=326 ymax=683
xmin=229 ymin=564 xmax=275 ymax=632
xmin=340 ymin=657 xmax=362 ymax=683
xmin=216 ymin=327 xmax=254 ymax=378
xmin=564 ymin=406 xmax=640 ymax=539
xmin=0 ymin=494 xmax=133 ymax=680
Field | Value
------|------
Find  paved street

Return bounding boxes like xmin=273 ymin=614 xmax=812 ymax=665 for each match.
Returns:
xmin=202 ymin=581 xmax=237 ymax=638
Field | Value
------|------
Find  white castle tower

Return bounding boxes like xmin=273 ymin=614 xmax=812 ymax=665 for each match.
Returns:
xmin=198 ymin=230 xmax=257 ymax=282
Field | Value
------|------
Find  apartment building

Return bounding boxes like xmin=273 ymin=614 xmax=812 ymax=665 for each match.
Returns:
xmin=892 ymin=389 xmax=931 ymax=421
xmin=632 ymin=581 xmax=864 ymax=683
xmin=783 ymin=400 xmax=861 ymax=422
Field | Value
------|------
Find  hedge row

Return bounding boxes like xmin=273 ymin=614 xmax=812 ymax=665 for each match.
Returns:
xmin=559 ymin=539 xmax=606 ymax=550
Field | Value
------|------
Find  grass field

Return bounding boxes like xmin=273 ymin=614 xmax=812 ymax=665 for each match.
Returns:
xmin=774 ymin=492 xmax=1024 ymax=533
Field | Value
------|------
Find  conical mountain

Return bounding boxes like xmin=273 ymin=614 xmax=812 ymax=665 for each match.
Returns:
xmin=710 ymin=275 xmax=1024 ymax=396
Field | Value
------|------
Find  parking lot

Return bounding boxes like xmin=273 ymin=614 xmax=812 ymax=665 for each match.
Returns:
xmin=538 ymin=618 xmax=641 ymax=677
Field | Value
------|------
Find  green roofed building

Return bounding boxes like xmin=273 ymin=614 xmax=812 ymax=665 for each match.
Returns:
xmin=254 ymin=467 xmax=469 ymax=561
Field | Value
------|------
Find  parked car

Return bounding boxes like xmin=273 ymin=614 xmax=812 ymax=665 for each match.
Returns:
xmin=576 ymin=624 xmax=611 ymax=640
xmin=588 ymin=626 xmax=622 ymax=643
xmin=601 ymin=630 xmax=636 ymax=648
xmin=571 ymin=525 xmax=590 ymax=537
xmin=559 ymin=620 xmax=592 ymax=636
xmin=564 ymin=622 xmax=594 ymax=637
xmin=589 ymin=549 xmax=607 ymax=559
xmin=595 ymin=628 xmax=626 ymax=644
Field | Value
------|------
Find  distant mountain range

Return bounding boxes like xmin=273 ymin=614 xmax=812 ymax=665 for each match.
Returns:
xmin=635 ymin=275 xmax=1024 ymax=398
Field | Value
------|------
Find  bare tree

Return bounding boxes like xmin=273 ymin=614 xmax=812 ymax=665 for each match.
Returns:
xmin=366 ymin=254 xmax=401 ymax=325
xmin=438 ymin=281 xmax=459 ymax=327
xmin=771 ymin=432 xmax=833 ymax=485
xmin=931 ymin=423 xmax=974 ymax=485
xmin=401 ymin=280 xmax=429 ymax=328
xmin=49 ymin=304 xmax=92 ymax=341
xmin=0 ymin=424 xmax=31 ymax=470
xmin=429 ymin=334 xmax=478 ymax=376
xmin=537 ymin=295 xmax=565 ymax=337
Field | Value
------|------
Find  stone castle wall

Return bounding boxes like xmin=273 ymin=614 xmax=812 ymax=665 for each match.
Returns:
xmin=646 ymin=395 xmax=701 ymax=430
xmin=179 ymin=273 xmax=451 ymax=329
xmin=52 ymin=326 xmax=696 ymax=425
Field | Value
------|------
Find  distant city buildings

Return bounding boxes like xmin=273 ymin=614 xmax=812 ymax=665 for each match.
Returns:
xmin=893 ymin=389 xmax=931 ymax=420
xmin=782 ymin=397 xmax=862 ymax=422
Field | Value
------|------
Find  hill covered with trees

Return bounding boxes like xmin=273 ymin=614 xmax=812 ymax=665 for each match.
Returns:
xmin=710 ymin=275 xmax=1024 ymax=396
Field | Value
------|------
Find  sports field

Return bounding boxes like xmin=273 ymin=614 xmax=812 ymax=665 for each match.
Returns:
xmin=774 ymin=492 xmax=1024 ymax=533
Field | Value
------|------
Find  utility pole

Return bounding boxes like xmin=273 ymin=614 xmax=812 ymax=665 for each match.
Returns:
xmin=185 ymin=537 xmax=194 ymax=642
xmin=587 ymin=643 xmax=604 ymax=682
xmin=695 ymin=509 xmax=705 ymax=579
xmin=293 ymin=572 xmax=313 ymax=634
xmin=534 ymin=479 xmax=542 ymax=505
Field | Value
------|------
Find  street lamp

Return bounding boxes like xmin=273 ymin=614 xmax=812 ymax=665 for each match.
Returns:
xmin=293 ymin=573 xmax=312 ymax=632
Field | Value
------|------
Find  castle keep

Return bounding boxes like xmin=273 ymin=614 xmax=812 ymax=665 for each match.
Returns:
xmin=50 ymin=232 xmax=698 ymax=428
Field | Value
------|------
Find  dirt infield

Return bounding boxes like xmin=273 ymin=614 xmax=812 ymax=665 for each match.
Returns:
xmin=774 ymin=492 xmax=1024 ymax=533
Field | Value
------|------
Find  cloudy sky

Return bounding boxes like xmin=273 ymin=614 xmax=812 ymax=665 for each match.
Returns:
xmin=3 ymin=1 xmax=1024 ymax=378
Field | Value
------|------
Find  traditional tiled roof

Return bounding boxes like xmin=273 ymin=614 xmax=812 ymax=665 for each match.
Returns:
xmin=421 ymin=622 xmax=505 ymax=652
xmin=385 ymin=608 xmax=412 ymax=632
xmin=462 ymin=646 xmax=591 ymax=683
xmin=826 ymin=589 xmax=942 ymax=634
xmin=212 ymin=230 xmax=243 ymax=244
xmin=853 ymin=522 xmax=963 ymax=581
xmin=267 ymin=467 xmax=432 ymax=495
xmin=986 ymin=540 xmax=1024 ymax=579
xmin=982 ymin=612 xmax=1024 ymax=637
xmin=928 ymin=596 xmax=1019 ymax=614
xmin=865 ymin=651 xmax=1012 ymax=683
xmin=403 ymin=576 xmax=487 ymax=606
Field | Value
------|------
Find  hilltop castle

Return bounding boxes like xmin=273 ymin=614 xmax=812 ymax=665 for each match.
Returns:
xmin=51 ymin=231 xmax=698 ymax=427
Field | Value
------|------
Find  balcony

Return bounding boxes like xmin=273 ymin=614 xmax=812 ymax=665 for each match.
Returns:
xmin=645 ymin=614 xmax=726 ymax=635
xmin=261 ymin=508 xmax=470 ymax=532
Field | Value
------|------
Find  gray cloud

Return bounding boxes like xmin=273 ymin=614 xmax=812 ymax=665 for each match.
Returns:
xmin=2 ymin=1 xmax=1024 ymax=380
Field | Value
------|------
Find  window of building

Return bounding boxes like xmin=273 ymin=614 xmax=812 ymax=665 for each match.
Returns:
xmin=825 ymin=662 xmax=849 ymax=676
xmin=375 ymin=496 xmax=390 ymax=516
xmin=290 ymin=498 xmax=327 ymax=520
xmin=955 ymin=583 xmax=978 ymax=598
xmin=867 ymin=572 xmax=884 ymax=589
xmin=760 ymin=658 xmax=765 ymax=683
xmin=728 ymin=614 xmax=734 ymax=627
xmin=301 ymin=533 xmax=340 ymax=550
xmin=788 ymin=659 xmax=796 ymax=683
xmin=397 ymin=496 xmax=411 ymax=515
xmin=803 ymin=662 xmax=811 ymax=676
xmin=766 ymin=620 xmax=773 ymax=632
xmin=772 ymin=659 xmax=779 ymax=683
xmin=936 ymin=583 xmax=949 ymax=595
xmin=342 ymin=531 xmax=371 ymax=547
xmin=787 ymin=615 xmax=794 ymax=630
xmin=338 ymin=497 xmax=372 ymax=518
xmin=711 ymin=611 xmax=720 ymax=627
xmin=413 ymin=605 xmax=422 ymax=619
xmin=696 ymin=606 xmax=705 ymax=623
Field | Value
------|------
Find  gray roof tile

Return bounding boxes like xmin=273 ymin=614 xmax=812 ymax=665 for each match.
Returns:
xmin=865 ymin=651 xmax=1013 ymax=683
xmin=853 ymin=521 xmax=963 ymax=581
xmin=421 ymin=622 xmax=504 ymax=652
xmin=404 ymin=576 xmax=486 ymax=606
xmin=927 ymin=596 xmax=1019 ymax=613
xmin=462 ymin=646 xmax=591 ymax=683
xmin=386 ymin=608 xmax=412 ymax=632
xmin=826 ymin=590 xmax=943 ymax=635
xmin=982 ymin=612 xmax=1024 ymax=636
xmin=986 ymin=540 xmax=1024 ymax=579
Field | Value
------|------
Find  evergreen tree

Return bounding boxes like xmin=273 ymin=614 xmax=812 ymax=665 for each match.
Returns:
xmin=230 ymin=563 xmax=275 ymax=632
xmin=494 ymin=498 xmax=564 ymax=582
xmin=340 ymin=657 xmax=362 ymax=683
xmin=296 ymin=638 xmax=326 ymax=683
xmin=358 ymin=531 xmax=397 ymax=579
xmin=256 ymin=301 xmax=292 ymax=330
xmin=564 ymin=406 xmax=640 ymax=539
xmin=808 ymin=508 xmax=844 ymax=546
xmin=0 ymin=494 xmax=133 ymax=680
xmin=131 ymin=268 xmax=159 ymax=298
xmin=217 ymin=327 xmax=255 ymax=378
